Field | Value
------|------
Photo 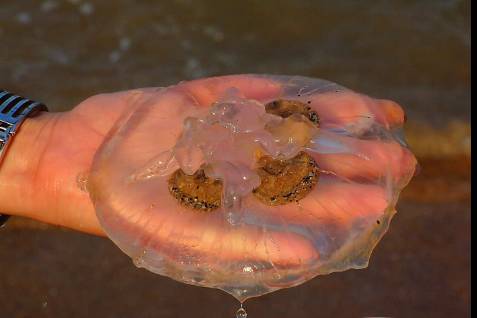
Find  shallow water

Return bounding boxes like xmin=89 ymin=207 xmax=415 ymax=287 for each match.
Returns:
xmin=0 ymin=0 xmax=470 ymax=127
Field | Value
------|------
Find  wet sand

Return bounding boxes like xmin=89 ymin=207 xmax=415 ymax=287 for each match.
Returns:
xmin=0 ymin=0 xmax=470 ymax=317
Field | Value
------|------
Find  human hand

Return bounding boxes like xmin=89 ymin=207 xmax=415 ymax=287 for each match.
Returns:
xmin=0 ymin=75 xmax=416 ymax=240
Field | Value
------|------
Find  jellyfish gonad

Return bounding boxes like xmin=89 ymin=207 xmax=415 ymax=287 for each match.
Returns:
xmin=86 ymin=75 xmax=417 ymax=304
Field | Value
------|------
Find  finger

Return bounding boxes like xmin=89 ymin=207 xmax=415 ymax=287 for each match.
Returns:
xmin=179 ymin=76 xmax=414 ymax=184
xmin=305 ymin=117 xmax=416 ymax=184
xmin=243 ymin=175 xmax=389 ymax=228
xmin=375 ymin=98 xmax=406 ymax=126
xmin=182 ymin=76 xmax=405 ymax=133
xmin=306 ymin=91 xmax=405 ymax=128
xmin=178 ymin=74 xmax=283 ymax=106
xmin=308 ymin=133 xmax=417 ymax=184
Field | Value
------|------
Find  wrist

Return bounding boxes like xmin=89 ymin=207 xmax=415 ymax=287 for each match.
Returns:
xmin=0 ymin=111 xmax=61 ymax=218
xmin=0 ymin=108 xmax=104 ymax=235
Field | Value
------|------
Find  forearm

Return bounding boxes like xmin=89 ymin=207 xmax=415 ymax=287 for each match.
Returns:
xmin=0 ymin=111 xmax=104 ymax=236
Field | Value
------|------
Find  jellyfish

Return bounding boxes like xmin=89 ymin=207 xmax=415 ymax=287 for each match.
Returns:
xmin=86 ymin=75 xmax=417 ymax=312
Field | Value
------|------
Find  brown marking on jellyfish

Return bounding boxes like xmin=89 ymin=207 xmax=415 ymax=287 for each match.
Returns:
xmin=252 ymin=151 xmax=320 ymax=206
xmin=265 ymin=99 xmax=320 ymax=126
xmin=169 ymin=99 xmax=321 ymax=211
xmin=168 ymin=168 xmax=222 ymax=211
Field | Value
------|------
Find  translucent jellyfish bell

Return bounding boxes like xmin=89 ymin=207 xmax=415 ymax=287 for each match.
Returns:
xmin=86 ymin=75 xmax=417 ymax=303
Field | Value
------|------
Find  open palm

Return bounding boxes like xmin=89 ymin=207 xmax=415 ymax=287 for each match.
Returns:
xmin=5 ymin=75 xmax=415 ymax=244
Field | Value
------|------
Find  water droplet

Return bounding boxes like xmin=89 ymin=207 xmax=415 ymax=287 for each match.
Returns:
xmin=132 ymin=256 xmax=143 ymax=268
xmin=133 ymin=250 xmax=147 ymax=268
xmin=76 ymin=172 xmax=89 ymax=192
xmin=242 ymin=265 xmax=253 ymax=273
xmin=236 ymin=306 xmax=247 ymax=318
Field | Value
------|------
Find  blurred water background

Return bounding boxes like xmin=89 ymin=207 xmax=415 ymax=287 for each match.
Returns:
xmin=0 ymin=1 xmax=470 ymax=317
